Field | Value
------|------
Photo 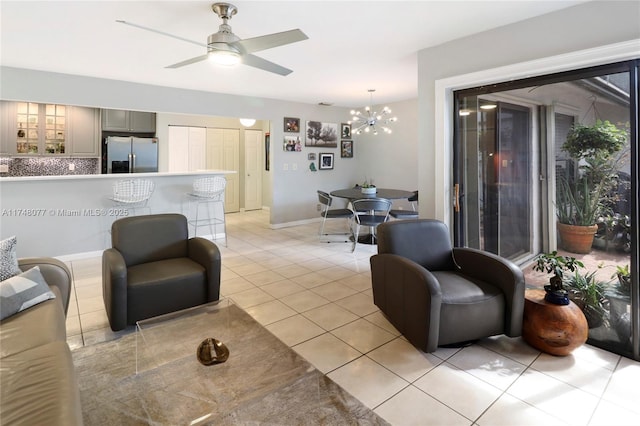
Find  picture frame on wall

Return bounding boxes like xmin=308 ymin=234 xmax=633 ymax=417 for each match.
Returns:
xmin=341 ymin=140 xmax=353 ymax=158
xmin=284 ymin=117 xmax=300 ymax=133
xmin=308 ymin=153 xmax=316 ymax=161
xmin=319 ymin=153 xmax=334 ymax=170
xmin=283 ymin=136 xmax=302 ymax=152
xmin=305 ymin=121 xmax=338 ymax=147
xmin=341 ymin=123 xmax=352 ymax=139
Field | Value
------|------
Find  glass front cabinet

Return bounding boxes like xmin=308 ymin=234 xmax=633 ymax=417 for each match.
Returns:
xmin=16 ymin=102 xmax=66 ymax=155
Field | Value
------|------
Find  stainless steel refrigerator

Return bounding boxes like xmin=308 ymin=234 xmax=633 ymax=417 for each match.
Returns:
xmin=106 ymin=136 xmax=158 ymax=173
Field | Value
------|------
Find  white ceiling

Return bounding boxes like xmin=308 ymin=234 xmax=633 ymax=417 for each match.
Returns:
xmin=0 ymin=1 xmax=587 ymax=108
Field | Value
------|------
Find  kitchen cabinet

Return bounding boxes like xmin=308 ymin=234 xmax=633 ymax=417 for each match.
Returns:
xmin=2 ymin=101 xmax=68 ymax=155
xmin=0 ymin=101 xmax=100 ymax=157
xmin=102 ymin=109 xmax=156 ymax=133
xmin=68 ymin=106 xmax=100 ymax=157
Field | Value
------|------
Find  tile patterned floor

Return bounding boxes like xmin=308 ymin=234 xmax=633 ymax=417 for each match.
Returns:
xmin=65 ymin=210 xmax=640 ymax=425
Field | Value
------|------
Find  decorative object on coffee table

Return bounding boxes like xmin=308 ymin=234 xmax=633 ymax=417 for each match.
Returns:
xmin=532 ymin=251 xmax=584 ymax=305
xmin=197 ymin=338 xmax=229 ymax=365
xmin=522 ymin=289 xmax=588 ymax=356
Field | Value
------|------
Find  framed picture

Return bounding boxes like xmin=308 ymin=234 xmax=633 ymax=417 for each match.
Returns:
xmin=319 ymin=153 xmax=334 ymax=170
xmin=265 ymin=133 xmax=270 ymax=170
xmin=284 ymin=117 xmax=300 ymax=133
xmin=283 ymin=136 xmax=302 ymax=152
xmin=341 ymin=140 xmax=353 ymax=158
xmin=307 ymin=153 xmax=316 ymax=161
xmin=305 ymin=121 xmax=338 ymax=147
xmin=341 ymin=123 xmax=352 ymax=139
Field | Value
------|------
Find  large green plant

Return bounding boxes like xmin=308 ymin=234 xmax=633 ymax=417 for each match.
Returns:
xmin=557 ymin=120 xmax=627 ymax=226
xmin=564 ymin=269 xmax=609 ymax=327
xmin=562 ymin=120 xmax=627 ymax=159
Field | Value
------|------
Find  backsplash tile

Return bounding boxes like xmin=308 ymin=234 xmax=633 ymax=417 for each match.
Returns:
xmin=0 ymin=157 xmax=100 ymax=177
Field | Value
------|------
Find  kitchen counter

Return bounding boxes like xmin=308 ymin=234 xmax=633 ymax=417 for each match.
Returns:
xmin=0 ymin=170 xmax=236 ymax=182
xmin=0 ymin=170 xmax=235 ymax=258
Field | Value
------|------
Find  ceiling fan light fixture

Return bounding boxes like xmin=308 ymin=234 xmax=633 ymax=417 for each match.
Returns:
xmin=208 ymin=49 xmax=241 ymax=66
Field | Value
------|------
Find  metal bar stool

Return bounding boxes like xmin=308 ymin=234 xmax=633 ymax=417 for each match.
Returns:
xmin=187 ymin=176 xmax=227 ymax=246
xmin=110 ymin=179 xmax=155 ymax=216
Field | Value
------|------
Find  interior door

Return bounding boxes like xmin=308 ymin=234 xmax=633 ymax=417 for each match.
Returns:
xmin=244 ymin=129 xmax=263 ymax=211
xmin=206 ymin=128 xmax=240 ymax=212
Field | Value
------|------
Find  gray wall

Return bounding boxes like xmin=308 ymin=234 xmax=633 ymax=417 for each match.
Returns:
xmin=417 ymin=0 xmax=640 ymax=221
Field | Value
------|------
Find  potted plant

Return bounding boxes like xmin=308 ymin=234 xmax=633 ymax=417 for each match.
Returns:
xmin=564 ymin=269 xmax=609 ymax=329
xmin=608 ymin=264 xmax=632 ymax=344
xmin=556 ymin=120 xmax=627 ymax=253
xmin=533 ymin=251 xmax=584 ymax=305
xmin=360 ymin=179 xmax=376 ymax=195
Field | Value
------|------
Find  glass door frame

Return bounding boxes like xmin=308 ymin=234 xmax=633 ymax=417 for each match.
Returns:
xmin=452 ymin=60 xmax=639 ymax=360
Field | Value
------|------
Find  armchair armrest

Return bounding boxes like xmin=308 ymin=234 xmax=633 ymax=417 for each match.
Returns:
xmin=102 ymin=248 xmax=128 ymax=331
xmin=188 ymin=237 xmax=222 ymax=302
xmin=18 ymin=257 xmax=72 ymax=317
xmin=452 ymin=247 xmax=525 ymax=336
xmin=370 ymin=253 xmax=443 ymax=352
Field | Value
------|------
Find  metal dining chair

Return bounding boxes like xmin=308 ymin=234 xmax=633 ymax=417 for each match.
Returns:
xmin=351 ymin=198 xmax=392 ymax=248
xmin=390 ymin=190 xmax=418 ymax=219
xmin=317 ymin=190 xmax=354 ymax=244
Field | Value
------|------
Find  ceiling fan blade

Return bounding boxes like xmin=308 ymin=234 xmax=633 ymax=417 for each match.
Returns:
xmin=234 ymin=29 xmax=308 ymax=54
xmin=116 ymin=20 xmax=206 ymax=49
xmin=241 ymin=54 xmax=293 ymax=76
xmin=166 ymin=54 xmax=209 ymax=69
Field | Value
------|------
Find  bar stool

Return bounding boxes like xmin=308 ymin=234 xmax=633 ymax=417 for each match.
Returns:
xmin=186 ymin=176 xmax=227 ymax=246
xmin=109 ymin=179 xmax=155 ymax=216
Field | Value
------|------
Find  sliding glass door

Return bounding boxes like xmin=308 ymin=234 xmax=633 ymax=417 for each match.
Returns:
xmin=453 ymin=60 xmax=639 ymax=361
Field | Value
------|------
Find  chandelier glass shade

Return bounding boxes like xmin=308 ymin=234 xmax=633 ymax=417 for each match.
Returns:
xmin=348 ymin=90 xmax=397 ymax=135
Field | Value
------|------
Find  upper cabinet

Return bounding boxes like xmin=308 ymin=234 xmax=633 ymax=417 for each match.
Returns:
xmin=102 ymin=109 xmax=156 ymax=133
xmin=0 ymin=101 xmax=101 ymax=157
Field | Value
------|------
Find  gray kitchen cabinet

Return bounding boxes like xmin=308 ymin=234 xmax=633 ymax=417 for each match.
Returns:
xmin=102 ymin=109 xmax=156 ymax=133
xmin=0 ymin=101 xmax=11 ymax=154
xmin=69 ymin=106 xmax=100 ymax=157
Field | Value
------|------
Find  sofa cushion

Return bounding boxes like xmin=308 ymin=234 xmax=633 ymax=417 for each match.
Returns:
xmin=0 ymin=285 xmax=66 ymax=358
xmin=0 ymin=236 xmax=21 ymax=281
xmin=0 ymin=340 xmax=83 ymax=426
xmin=1 ymin=266 xmax=56 ymax=320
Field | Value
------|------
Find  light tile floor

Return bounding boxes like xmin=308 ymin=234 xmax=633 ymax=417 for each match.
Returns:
xmin=65 ymin=210 xmax=640 ymax=426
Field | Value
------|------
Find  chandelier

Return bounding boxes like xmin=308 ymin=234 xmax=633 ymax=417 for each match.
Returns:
xmin=348 ymin=89 xmax=397 ymax=135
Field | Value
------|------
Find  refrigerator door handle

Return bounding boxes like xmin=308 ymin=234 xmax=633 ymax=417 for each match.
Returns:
xmin=128 ymin=153 xmax=133 ymax=173
xmin=131 ymin=153 xmax=136 ymax=173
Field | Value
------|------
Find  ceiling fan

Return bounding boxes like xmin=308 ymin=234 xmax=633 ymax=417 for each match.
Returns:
xmin=117 ymin=2 xmax=308 ymax=76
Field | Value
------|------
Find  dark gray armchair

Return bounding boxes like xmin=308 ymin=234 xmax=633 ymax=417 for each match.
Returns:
xmin=103 ymin=213 xmax=221 ymax=331
xmin=370 ymin=219 xmax=524 ymax=353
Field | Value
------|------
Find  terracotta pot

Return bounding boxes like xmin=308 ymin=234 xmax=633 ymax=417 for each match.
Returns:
xmin=557 ymin=223 xmax=598 ymax=254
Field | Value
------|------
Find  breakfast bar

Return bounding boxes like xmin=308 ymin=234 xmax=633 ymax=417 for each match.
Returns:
xmin=0 ymin=171 xmax=234 ymax=258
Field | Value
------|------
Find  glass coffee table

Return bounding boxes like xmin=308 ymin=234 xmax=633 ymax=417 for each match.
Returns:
xmin=79 ymin=298 xmax=387 ymax=425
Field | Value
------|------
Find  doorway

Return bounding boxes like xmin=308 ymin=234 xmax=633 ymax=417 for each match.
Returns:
xmin=453 ymin=60 xmax=638 ymax=360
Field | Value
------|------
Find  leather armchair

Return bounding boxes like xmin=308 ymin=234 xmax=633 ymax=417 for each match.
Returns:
xmin=103 ymin=213 xmax=221 ymax=331
xmin=370 ymin=219 xmax=524 ymax=353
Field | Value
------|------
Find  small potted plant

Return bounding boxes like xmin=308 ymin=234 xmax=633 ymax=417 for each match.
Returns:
xmin=360 ymin=179 xmax=376 ymax=195
xmin=564 ymin=269 xmax=609 ymax=329
xmin=532 ymin=251 xmax=584 ymax=305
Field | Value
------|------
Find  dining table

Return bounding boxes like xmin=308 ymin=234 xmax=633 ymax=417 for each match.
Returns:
xmin=330 ymin=187 xmax=416 ymax=244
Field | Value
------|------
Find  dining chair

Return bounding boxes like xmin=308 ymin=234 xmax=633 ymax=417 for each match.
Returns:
xmin=351 ymin=198 xmax=392 ymax=248
xmin=390 ymin=190 xmax=418 ymax=219
xmin=317 ymin=190 xmax=354 ymax=245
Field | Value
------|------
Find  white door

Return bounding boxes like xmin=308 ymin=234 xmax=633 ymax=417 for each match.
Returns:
xmin=206 ymin=128 xmax=240 ymax=212
xmin=244 ymin=129 xmax=263 ymax=211
xmin=168 ymin=126 xmax=189 ymax=172
xmin=188 ymin=127 xmax=206 ymax=171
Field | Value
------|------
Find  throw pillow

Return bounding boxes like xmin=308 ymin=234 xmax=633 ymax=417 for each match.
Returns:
xmin=0 ymin=236 xmax=21 ymax=281
xmin=0 ymin=266 xmax=56 ymax=320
